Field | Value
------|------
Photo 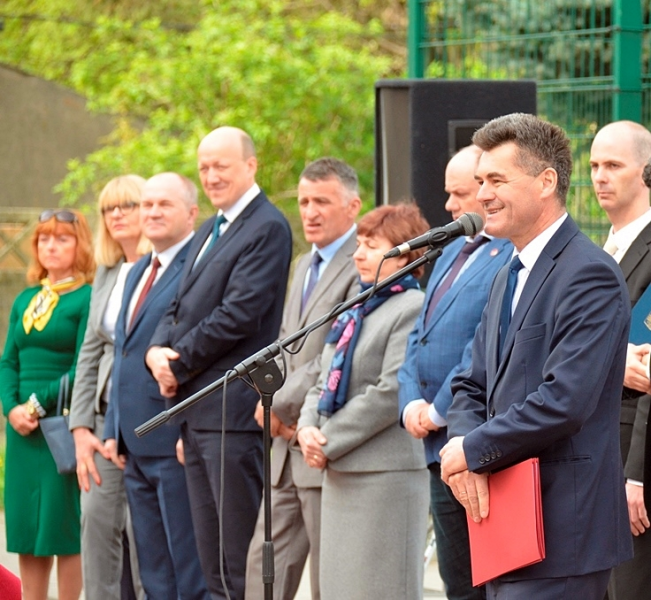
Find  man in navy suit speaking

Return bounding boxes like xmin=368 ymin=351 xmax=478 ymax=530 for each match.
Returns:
xmin=146 ymin=128 xmax=292 ymax=599
xmin=399 ymin=145 xmax=511 ymax=600
xmin=105 ymin=172 xmax=208 ymax=600
xmin=441 ymin=114 xmax=633 ymax=599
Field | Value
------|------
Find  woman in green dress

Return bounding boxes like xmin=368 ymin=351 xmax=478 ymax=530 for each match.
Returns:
xmin=0 ymin=209 xmax=95 ymax=600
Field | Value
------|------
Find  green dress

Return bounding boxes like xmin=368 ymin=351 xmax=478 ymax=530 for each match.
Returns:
xmin=0 ymin=284 xmax=91 ymax=556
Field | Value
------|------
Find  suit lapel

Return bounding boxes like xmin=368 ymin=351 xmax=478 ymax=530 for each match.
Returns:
xmin=126 ymin=243 xmax=191 ymax=337
xmin=119 ymin=257 xmax=149 ymax=340
xmin=299 ymin=233 xmax=357 ymax=327
xmin=425 ymin=239 xmax=510 ymax=334
xmin=419 ymin=238 xmax=463 ymax=333
xmin=490 ymin=217 xmax=578 ymax=393
xmin=182 ymin=194 xmax=265 ymax=291
xmin=620 ymin=220 xmax=651 ymax=280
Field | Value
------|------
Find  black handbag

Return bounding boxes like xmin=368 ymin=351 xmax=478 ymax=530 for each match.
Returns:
xmin=40 ymin=373 xmax=77 ymax=475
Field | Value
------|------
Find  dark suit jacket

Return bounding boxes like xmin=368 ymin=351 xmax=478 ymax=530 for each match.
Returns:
xmin=149 ymin=191 xmax=292 ymax=432
xmin=105 ymin=242 xmax=190 ymax=456
xmin=448 ymin=216 xmax=633 ymax=579
xmin=398 ymin=235 xmax=512 ymax=466
xmin=618 ymin=221 xmax=651 ymax=483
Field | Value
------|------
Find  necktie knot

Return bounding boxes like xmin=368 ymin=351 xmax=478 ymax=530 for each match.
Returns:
xmin=603 ymin=234 xmax=618 ymax=257
xmin=129 ymin=256 xmax=162 ymax=329
xmin=212 ymin=214 xmax=228 ymax=239
xmin=461 ymin=235 xmax=488 ymax=256
xmin=498 ymin=255 xmax=524 ymax=361
xmin=302 ymin=252 xmax=323 ymax=314
xmin=509 ymin=255 xmax=523 ymax=275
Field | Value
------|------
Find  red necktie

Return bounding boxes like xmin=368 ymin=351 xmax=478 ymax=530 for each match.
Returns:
xmin=129 ymin=257 xmax=161 ymax=329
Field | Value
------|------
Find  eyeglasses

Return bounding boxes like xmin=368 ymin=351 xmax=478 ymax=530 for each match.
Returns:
xmin=38 ymin=209 xmax=78 ymax=223
xmin=101 ymin=201 xmax=139 ymax=216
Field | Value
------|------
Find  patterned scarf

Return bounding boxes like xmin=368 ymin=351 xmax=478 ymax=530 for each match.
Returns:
xmin=317 ymin=274 xmax=420 ymax=417
xmin=23 ymin=276 xmax=83 ymax=334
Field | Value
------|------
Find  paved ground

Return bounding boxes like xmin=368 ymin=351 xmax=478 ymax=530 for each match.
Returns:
xmin=0 ymin=511 xmax=446 ymax=599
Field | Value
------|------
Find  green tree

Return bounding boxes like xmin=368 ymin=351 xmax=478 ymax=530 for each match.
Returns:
xmin=0 ymin=0 xmax=398 ymax=224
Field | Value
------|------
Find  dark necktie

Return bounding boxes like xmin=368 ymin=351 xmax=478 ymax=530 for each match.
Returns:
xmin=301 ymin=252 xmax=323 ymax=314
xmin=194 ymin=214 xmax=227 ymax=270
xmin=425 ymin=236 xmax=488 ymax=325
xmin=207 ymin=214 xmax=228 ymax=251
xmin=130 ymin=256 xmax=161 ymax=328
xmin=498 ymin=255 xmax=524 ymax=361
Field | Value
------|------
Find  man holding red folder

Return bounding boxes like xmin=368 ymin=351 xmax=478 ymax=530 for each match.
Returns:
xmin=441 ymin=113 xmax=633 ymax=599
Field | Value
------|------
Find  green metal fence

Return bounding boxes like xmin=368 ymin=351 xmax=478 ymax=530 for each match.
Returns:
xmin=408 ymin=0 xmax=651 ymax=243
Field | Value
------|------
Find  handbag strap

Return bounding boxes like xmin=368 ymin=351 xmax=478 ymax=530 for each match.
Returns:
xmin=56 ymin=373 xmax=70 ymax=416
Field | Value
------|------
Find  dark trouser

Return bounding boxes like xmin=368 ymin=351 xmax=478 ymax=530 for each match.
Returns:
xmin=486 ymin=569 xmax=611 ymax=599
xmin=124 ymin=453 xmax=210 ymax=600
xmin=429 ymin=462 xmax=485 ymax=600
xmin=182 ymin=424 xmax=263 ymax=600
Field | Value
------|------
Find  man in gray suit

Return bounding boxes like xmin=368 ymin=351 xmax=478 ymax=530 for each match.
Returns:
xmin=590 ymin=121 xmax=651 ymax=600
xmin=245 ymin=157 xmax=361 ymax=600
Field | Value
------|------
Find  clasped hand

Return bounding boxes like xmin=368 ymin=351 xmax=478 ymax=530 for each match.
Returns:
xmin=440 ymin=436 xmax=490 ymax=523
xmin=146 ymin=345 xmax=180 ymax=398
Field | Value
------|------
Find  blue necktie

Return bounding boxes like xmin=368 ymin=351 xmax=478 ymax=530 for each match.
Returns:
xmin=301 ymin=252 xmax=323 ymax=314
xmin=498 ymin=256 xmax=524 ymax=361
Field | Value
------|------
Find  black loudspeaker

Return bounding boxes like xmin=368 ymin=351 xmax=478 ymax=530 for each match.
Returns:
xmin=375 ymin=79 xmax=537 ymax=230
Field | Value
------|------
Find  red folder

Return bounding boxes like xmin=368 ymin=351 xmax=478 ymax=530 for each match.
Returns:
xmin=466 ymin=457 xmax=545 ymax=586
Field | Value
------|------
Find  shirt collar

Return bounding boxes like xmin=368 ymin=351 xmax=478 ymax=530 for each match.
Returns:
xmin=219 ymin=183 xmax=261 ymax=223
xmin=311 ymin=224 xmax=357 ymax=265
xmin=514 ymin=212 xmax=568 ymax=272
xmin=152 ymin=231 xmax=195 ymax=269
xmin=609 ymin=208 xmax=651 ymax=257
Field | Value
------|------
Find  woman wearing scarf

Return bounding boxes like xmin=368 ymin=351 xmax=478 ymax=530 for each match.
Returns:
xmin=0 ymin=209 xmax=94 ymax=599
xmin=297 ymin=204 xmax=430 ymax=599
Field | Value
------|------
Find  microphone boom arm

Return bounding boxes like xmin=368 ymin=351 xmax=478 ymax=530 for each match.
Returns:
xmin=135 ymin=245 xmax=445 ymax=437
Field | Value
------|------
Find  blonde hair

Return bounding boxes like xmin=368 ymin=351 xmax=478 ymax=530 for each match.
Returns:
xmin=27 ymin=209 xmax=96 ymax=284
xmin=95 ymin=175 xmax=150 ymax=267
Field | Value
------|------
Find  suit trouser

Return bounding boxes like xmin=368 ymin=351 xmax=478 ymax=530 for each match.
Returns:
xmin=245 ymin=457 xmax=322 ymax=600
xmin=429 ymin=462 xmax=485 ymax=600
xmin=486 ymin=569 xmax=611 ymax=599
xmin=182 ymin=425 xmax=263 ymax=600
xmin=80 ymin=414 xmax=143 ymax=600
xmin=124 ymin=453 xmax=210 ymax=600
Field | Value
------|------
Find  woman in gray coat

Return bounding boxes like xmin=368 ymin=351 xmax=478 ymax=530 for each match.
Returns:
xmin=69 ymin=175 xmax=148 ymax=600
xmin=297 ymin=204 xmax=431 ymax=600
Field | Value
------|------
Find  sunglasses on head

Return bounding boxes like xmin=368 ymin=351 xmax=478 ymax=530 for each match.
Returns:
xmin=101 ymin=201 xmax=139 ymax=216
xmin=38 ymin=209 xmax=78 ymax=224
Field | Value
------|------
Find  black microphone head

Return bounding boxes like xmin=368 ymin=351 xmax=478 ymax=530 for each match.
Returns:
xmin=459 ymin=212 xmax=483 ymax=236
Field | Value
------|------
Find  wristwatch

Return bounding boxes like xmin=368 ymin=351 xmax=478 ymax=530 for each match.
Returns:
xmin=26 ymin=393 xmax=46 ymax=418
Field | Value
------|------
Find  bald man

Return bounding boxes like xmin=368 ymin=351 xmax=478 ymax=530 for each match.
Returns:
xmin=591 ymin=120 xmax=651 ymax=600
xmin=398 ymin=146 xmax=512 ymax=600
xmin=146 ymin=128 xmax=292 ymax=599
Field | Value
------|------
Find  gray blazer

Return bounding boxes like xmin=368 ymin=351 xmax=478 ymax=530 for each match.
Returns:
xmin=69 ymin=262 xmax=122 ymax=430
xmin=298 ymin=288 xmax=427 ymax=473
xmin=271 ymin=232 xmax=359 ymax=487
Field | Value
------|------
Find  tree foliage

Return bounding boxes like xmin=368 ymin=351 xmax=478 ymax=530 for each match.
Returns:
xmin=0 ymin=0 xmax=402 ymax=216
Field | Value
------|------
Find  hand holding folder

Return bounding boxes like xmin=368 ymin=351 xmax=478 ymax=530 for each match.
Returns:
xmin=466 ymin=457 xmax=545 ymax=587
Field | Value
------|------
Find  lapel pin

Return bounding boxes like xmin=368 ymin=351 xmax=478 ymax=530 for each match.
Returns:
xmin=490 ymin=248 xmax=499 ymax=257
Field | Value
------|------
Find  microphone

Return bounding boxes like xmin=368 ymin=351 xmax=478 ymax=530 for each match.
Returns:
xmin=384 ymin=212 xmax=484 ymax=258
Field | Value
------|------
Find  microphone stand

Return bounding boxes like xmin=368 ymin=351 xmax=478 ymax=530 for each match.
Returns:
xmin=135 ymin=244 xmax=444 ymax=600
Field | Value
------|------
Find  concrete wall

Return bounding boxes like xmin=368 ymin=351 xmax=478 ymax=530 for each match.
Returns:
xmin=0 ymin=63 xmax=114 ymax=208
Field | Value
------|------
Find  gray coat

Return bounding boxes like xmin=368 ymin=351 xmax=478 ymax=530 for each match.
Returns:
xmin=298 ymin=288 xmax=427 ymax=473
xmin=69 ymin=262 xmax=122 ymax=430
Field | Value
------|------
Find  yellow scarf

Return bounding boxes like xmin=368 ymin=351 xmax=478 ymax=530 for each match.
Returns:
xmin=22 ymin=277 xmax=83 ymax=334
